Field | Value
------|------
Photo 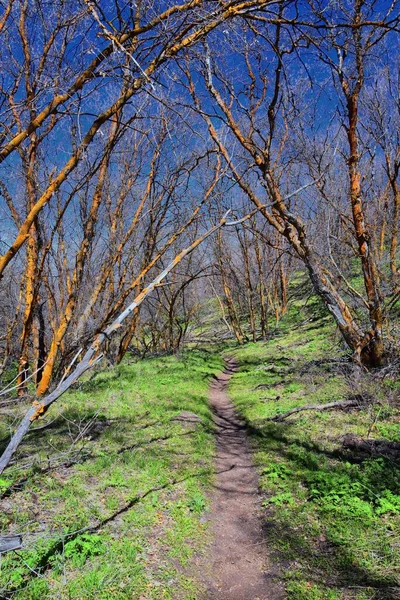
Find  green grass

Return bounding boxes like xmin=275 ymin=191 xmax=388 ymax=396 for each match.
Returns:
xmin=1 ymin=272 xmax=399 ymax=600
xmin=0 ymin=349 xmax=222 ymax=599
xmin=228 ymin=313 xmax=400 ymax=600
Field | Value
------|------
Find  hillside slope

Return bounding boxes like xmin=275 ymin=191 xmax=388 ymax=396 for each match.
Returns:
xmin=0 ymin=288 xmax=399 ymax=600
xmin=228 ymin=298 xmax=400 ymax=599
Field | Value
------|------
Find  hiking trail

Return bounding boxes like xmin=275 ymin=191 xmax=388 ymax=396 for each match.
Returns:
xmin=200 ymin=357 xmax=285 ymax=600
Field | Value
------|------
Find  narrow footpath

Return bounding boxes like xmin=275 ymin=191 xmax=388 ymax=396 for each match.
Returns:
xmin=202 ymin=357 xmax=285 ymax=600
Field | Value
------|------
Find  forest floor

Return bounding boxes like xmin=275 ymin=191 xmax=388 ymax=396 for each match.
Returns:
xmin=0 ymin=287 xmax=399 ymax=599
xmin=0 ymin=351 xmax=223 ymax=599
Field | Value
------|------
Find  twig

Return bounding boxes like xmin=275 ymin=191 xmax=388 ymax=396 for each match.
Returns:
xmin=55 ymin=349 xmax=83 ymax=390
xmin=0 ymin=359 xmax=50 ymax=397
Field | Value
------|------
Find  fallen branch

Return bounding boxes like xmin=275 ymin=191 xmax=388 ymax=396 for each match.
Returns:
xmin=342 ymin=434 xmax=400 ymax=459
xmin=0 ymin=535 xmax=22 ymax=554
xmin=253 ymin=383 xmax=270 ymax=390
xmin=0 ymin=212 xmax=231 ymax=474
xmin=267 ymin=398 xmax=365 ymax=422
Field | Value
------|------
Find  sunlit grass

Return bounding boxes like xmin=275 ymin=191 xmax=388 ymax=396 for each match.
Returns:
xmin=229 ymin=314 xmax=400 ymax=600
xmin=0 ymin=350 xmax=222 ymax=599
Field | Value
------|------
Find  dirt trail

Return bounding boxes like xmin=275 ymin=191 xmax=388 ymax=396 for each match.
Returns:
xmin=202 ymin=357 xmax=285 ymax=600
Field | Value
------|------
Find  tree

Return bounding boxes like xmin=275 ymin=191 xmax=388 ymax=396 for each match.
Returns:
xmin=363 ymin=60 xmax=400 ymax=292
xmin=0 ymin=211 xmax=233 ymax=473
xmin=1 ymin=0 xmax=282 ymax=393
xmin=0 ymin=0 xmax=280 ymax=276
xmin=186 ymin=0 xmax=399 ymax=366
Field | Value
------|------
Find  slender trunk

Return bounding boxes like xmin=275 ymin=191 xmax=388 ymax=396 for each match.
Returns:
xmin=379 ymin=205 xmax=387 ymax=260
xmin=389 ymin=179 xmax=400 ymax=293
xmin=116 ymin=309 xmax=140 ymax=364
xmin=279 ymin=261 xmax=288 ymax=316
xmin=216 ymin=231 xmax=245 ymax=344
xmin=254 ymin=234 xmax=268 ymax=339
xmin=37 ymin=118 xmax=120 ymax=395
xmin=17 ymin=134 xmax=39 ymax=395
xmin=17 ymin=228 xmax=37 ymax=395
xmin=266 ymin=288 xmax=279 ymax=325
xmin=213 ymin=284 xmax=232 ymax=333
xmin=168 ymin=300 xmax=175 ymax=351
xmin=378 ymin=187 xmax=389 ymax=260
xmin=34 ymin=303 xmax=47 ymax=384
xmin=240 ymin=230 xmax=257 ymax=342
xmin=222 ymin=275 xmax=246 ymax=344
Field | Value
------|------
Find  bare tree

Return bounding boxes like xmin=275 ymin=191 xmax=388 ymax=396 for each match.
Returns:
xmin=185 ymin=0 xmax=399 ymax=366
xmin=0 ymin=210 xmax=233 ymax=473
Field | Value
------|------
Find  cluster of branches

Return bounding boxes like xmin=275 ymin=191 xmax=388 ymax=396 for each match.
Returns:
xmin=0 ymin=0 xmax=400 ymax=471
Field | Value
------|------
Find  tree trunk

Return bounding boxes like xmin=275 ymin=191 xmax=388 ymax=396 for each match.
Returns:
xmin=239 ymin=229 xmax=257 ymax=342
xmin=116 ymin=309 xmax=140 ymax=364
xmin=254 ymin=233 xmax=268 ymax=339
xmin=389 ymin=179 xmax=400 ymax=293
xmin=33 ymin=303 xmax=46 ymax=385
xmin=216 ymin=230 xmax=245 ymax=344
xmin=279 ymin=261 xmax=288 ymax=316
xmin=346 ymin=93 xmax=385 ymax=366
xmin=17 ymin=133 xmax=39 ymax=395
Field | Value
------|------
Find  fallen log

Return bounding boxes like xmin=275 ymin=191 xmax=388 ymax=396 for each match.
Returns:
xmin=0 ymin=535 xmax=22 ymax=554
xmin=253 ymin=383 xmax=270 ymax=390
xmin=267 ymin=398 xmax=364 ymax=422
xmin=342 ymin=434 xmax=400 ymax=459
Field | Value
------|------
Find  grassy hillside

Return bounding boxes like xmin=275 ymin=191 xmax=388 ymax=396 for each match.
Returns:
xmin=1 ymin=282 xmax=399 ymax=600
xmin=0 ymin=350 xmax=222 ymax=599
xmin=228 ymin=297 xmax=400 ymax=600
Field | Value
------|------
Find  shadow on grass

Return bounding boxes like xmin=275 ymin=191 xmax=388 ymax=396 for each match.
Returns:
xmin=0 ymin=425 xmax=210 ymax=500
xmin=241 ymin=417 xmax=400 ymax=596
xmin=0 ymin=407 xmax=118 ymax=456
xmin=262 ymin=518 xmax=400 ymax=599
xmin=1 ymin=464 xmax=234 ymax=598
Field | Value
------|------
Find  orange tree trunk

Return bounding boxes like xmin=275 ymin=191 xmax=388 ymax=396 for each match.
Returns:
xmin=36 ymin=117 xmax=120 ymax=395
xmin=345 ymin=91 xmax=385 ymax=366
xmin=17 ymin=130 xmax=40 ymax=394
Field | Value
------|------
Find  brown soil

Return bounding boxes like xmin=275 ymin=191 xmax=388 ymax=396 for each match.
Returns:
xmin=201 ymin=357 xmax=285 ymax=600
